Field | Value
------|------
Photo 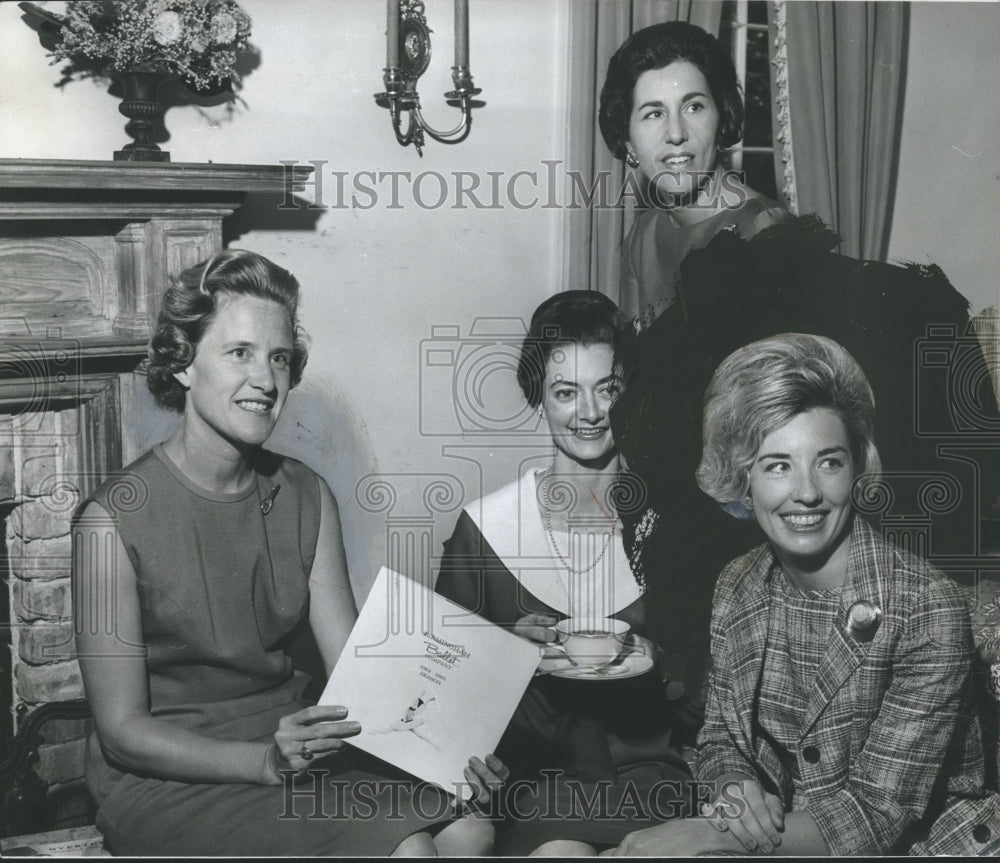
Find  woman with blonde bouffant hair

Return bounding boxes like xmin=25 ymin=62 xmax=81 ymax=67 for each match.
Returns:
xmin=611 ymin=333 xmax=999 ymax=857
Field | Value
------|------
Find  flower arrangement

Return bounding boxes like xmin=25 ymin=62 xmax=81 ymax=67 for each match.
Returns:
xmin=20 ymin=0 xmax=253 ymax=94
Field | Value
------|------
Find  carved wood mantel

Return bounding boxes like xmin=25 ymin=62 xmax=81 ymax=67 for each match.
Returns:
xmin=0 ymin=159 xmax=313 ymax=343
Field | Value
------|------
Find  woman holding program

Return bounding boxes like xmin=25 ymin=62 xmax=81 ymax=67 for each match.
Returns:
xmin=73 ymin=249 xmax=505 ymax=856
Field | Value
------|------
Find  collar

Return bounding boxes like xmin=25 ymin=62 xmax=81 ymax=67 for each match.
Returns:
xmin=463 ymin=468 xmax=641 ymax=617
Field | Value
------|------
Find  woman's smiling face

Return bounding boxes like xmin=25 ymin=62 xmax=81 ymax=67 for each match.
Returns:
xmin=627 ymin=60 xmax=721 ymax=203
xmin=542 ymin=342 xmax=621 ymax=467
xmin=173 ymin=292 xmax=294 ymax=449
xmin=747 ymin=408 xmax=857 ymax=575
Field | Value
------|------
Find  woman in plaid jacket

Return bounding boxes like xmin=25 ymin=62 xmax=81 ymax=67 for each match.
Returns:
xmin=611 ymin=333 xmax=999 ymax=856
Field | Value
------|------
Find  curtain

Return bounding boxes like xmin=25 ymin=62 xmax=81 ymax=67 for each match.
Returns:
xmin=782 ymin=1 xmax=909 ymax=261
xmin=563 ymin=0 xmax=724 ymax=298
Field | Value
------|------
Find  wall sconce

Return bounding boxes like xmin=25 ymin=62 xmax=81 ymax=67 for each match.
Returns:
xmin=375 ymin=0 xmax=483 ymax=156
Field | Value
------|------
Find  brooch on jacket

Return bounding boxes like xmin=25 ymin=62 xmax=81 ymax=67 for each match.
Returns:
xmin=847 ymin=600 xmax=882 ymax=639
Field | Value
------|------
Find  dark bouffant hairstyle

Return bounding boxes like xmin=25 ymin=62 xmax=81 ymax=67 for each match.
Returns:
xmin=599 ymin=21 xmax=744 ymax=162
xmin=147 ymin=249 xmax=309 ymax=411
xmin=516 ymin=291 xmax=628 ymax=408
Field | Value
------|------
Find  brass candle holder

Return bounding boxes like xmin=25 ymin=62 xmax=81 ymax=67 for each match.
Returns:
xmin=375 ymin=0 xmax=483 ymax=156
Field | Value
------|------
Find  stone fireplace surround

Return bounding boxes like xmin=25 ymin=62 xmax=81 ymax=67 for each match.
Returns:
xmin=0 ymin=159 xmax=312 ymax=834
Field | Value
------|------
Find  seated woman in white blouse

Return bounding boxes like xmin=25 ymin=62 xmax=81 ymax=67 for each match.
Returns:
xmin=436 ymin=291 xmax=696 ymax=856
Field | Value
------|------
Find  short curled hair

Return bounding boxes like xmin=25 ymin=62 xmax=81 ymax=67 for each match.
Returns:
xmin=516 ymin=291 xmax=627 ymax=408
xmin=147 ymin=249 xmax=309 ymax=411
xmin=696 ymin=333 xmax=882 ymax=510
xmin=599 ymin=21 xmax=744 ymax=162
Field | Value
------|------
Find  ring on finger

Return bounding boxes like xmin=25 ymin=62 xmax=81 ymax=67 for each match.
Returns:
xmin=300 ymin=744 xmax=314 ymax=761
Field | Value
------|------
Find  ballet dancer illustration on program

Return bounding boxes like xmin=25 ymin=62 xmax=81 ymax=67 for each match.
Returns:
xmin=371 ymin=689 xmax=441 ymax=749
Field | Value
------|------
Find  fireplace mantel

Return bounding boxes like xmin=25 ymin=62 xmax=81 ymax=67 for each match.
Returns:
xmin=0 ymin=158 xmax=313 ymax=346
xmin=0 ymin=159 xmax=310 ymax=192
xmin=0 ymin=159 xmax=311 ymax=221
xmin=0 ymin=159 xmax=313 ymax=194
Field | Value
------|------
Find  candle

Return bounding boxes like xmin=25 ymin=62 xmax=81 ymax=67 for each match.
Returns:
xmin=387 ymin=0 xmax=400 ymax=68
xmin=454 ymin=0 xmax=469 ymax=67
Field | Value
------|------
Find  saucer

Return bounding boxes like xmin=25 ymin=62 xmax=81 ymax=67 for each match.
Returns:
xmin=537 ymin=649 xmax=654 ymax=681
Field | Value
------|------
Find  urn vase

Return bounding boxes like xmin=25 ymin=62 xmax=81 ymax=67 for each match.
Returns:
xmin=112 ymin=71 xmax=173 ymax=162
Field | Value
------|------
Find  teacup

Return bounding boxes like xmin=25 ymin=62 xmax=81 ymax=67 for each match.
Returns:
xmin=553 ymin=617 xmax=630 ymax=669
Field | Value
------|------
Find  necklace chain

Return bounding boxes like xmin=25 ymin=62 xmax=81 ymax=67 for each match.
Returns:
xmin=540 ymin=468 xmax=616 ymax=575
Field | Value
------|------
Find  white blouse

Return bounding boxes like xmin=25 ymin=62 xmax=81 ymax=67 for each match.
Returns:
xmin=462 ymin=468 xmax=641 ymax=625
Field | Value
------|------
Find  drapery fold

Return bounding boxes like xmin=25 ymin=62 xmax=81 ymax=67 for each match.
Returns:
xmin=784 ymin=1 xmax=908 ymax=261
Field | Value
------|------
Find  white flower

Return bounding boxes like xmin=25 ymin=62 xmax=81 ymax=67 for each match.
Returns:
xmin=210 ymin=11 xmax=238 ymax=45
xmin=152 ymin=11 xmax=183 ymax=46
xmin=847 ymin=600 xmax=882 ymax=635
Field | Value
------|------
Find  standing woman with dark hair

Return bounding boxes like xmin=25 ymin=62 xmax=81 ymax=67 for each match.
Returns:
xmin=436 ymin=291 xmax=695 ymax=856
xmin=73 ymin=249 xmax=505 ymax=856
xmin=599 ymin=20 xmax=789 ymax=325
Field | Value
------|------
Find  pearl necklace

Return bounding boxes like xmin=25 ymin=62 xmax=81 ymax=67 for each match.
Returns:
xmin=540 ymin=468 xmax=617 ymax=575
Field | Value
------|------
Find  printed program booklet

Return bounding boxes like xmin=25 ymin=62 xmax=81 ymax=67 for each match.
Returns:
xmin=319 ymin=567 xmax=540 ymax=799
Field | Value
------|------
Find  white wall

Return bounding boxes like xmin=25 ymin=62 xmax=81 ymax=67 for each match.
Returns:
xmin=887 ymin=0 xmax=1000 ymax=314
xmin=0 ymin=0 xmax=572 ymax=601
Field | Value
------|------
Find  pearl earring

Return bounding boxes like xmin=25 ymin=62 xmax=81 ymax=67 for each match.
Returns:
xmin=626 ymin=149 xmax=639 ymax=169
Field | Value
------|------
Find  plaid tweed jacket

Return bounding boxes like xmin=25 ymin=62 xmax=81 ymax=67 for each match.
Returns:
xmin=696 ymin=517 xmax=999 ymax=855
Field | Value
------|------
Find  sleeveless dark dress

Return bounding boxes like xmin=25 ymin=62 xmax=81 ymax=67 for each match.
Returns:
xmin=79 ymin=445 xmax=451 ymax=856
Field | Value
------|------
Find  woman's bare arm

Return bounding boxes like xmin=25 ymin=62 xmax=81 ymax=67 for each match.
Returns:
xmin=305 ymin=478 xmax=358 ymax=677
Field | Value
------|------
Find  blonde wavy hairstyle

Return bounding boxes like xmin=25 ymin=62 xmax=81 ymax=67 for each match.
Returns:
xmin=696 ymin=333 xmax=882 ymax=514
